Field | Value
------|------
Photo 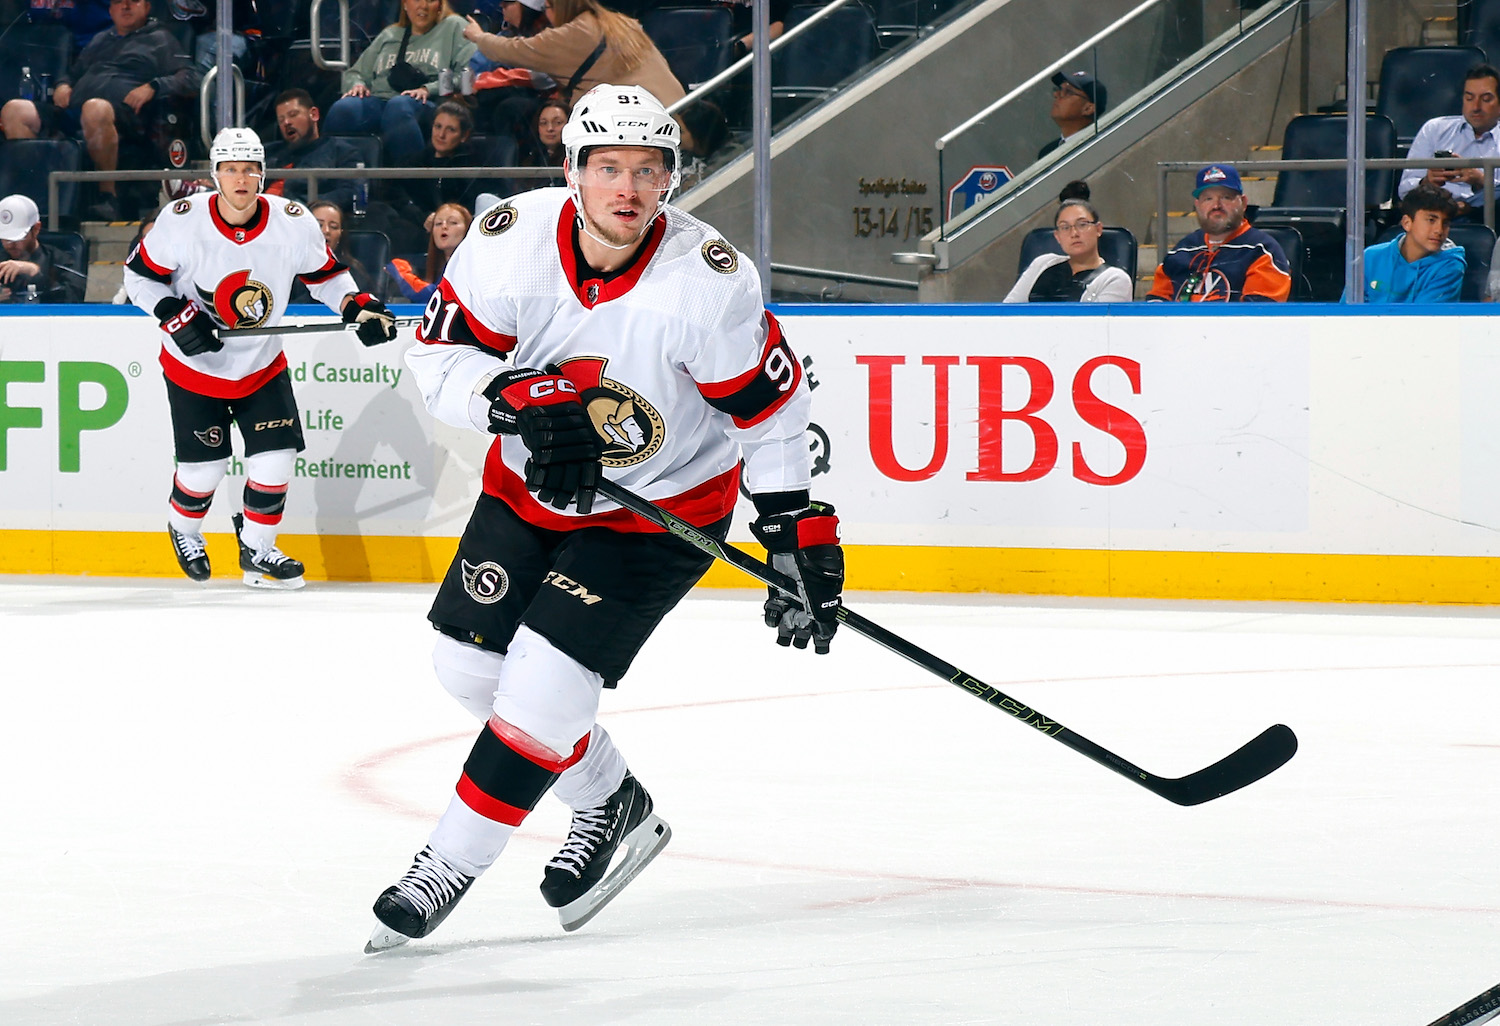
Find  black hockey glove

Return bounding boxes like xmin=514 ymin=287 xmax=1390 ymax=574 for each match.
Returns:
xmin=482 ymin=366 xmax=603 ymax=514
xmin=749 ymin=500 xmax=844 ymax=654
xmin=342 ymin=292 xmax=397 ymax=346
xmin=154 ymin=296 xmax=221 ymax=356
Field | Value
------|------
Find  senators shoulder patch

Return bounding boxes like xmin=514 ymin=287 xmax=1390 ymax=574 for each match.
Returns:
xmin=285 ymin=201 xmax=304 ymax=217
xmin=479 ymin=204 xmax=519 ymax=236
xmin=701 ymin=239 xmax=738 ymax=274
xmin=173 ymin=199 xmax=192 ymax=215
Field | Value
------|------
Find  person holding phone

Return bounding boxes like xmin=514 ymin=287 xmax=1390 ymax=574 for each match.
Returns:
xmin=1398 ymin=63 xmax=1500 ymax=221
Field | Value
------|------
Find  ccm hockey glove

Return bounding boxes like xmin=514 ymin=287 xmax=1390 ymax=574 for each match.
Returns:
xmin=342 ymin=292 xmax=397 ymax=346
xmin=482 ymin=366 xmax=603 ymax=514
xmin=749 ymin=499 xmax=844 ymax=654
xmin=154 ymin=296 xmax=221 ymax=356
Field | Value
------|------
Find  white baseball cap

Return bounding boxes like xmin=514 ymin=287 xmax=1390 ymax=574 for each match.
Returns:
xmin=0 ymin=194 xmax=40 ymax=242
xmin=514 ymin=0 xmax=546 ymax=11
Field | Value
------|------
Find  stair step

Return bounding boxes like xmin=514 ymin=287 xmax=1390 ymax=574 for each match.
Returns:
xmin=85 ymin=261 xmax=123 ymax=304
xmin=1422 ymin=15 xmax=1458 ymax=46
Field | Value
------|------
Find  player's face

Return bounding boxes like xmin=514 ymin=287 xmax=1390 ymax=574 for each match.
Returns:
xmin=537 ymin=107 xmax=566 ymax=148
xmin=1463 ymin=76 xmax=1500 ymax=135
xmin=109 ymin=0 xmax=149 ymax=34
xmin=315 ymin=206 xmax=343 ymax=248
xmin=1193 ymin=186 xmax=1245 ymax=237
xmin=276 ymin=100 xmax=318 ymax=145
xmin=575 ymin=146 xmax=669 ymax=247
xmin=216 ymin=161 xmax=263 ymax=213
xmin=430 ymin=112 xmax=466 ymax=157
xmin=403 ymin=0 xmax=442 ymax=31
xmin=1401 ymin=208 xmax=1451 ymax=256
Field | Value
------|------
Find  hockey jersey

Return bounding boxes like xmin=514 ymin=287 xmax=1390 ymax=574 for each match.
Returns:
xmin=405 ymin=188 xmax=813 ymax=532
xmin=124 ymin=193 xmax=360 ymax=398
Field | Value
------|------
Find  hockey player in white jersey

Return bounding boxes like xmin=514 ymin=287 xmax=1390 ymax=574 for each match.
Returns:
xmin=367 ymin=84 xmax=845 ymax=949
xmin=124 ymin=126 xmax=398 ymax=588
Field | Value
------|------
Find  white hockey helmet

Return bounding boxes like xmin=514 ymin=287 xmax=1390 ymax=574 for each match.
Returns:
xmin=210 ymin=126 xmax=266 ymax=193
xmin=562 ymin=84 xmax=682 ymax=204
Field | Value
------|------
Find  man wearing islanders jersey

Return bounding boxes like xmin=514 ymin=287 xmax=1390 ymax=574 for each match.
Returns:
xmin=124 ymin=126 xmax=397 ymax=589
xmin=366 ymin=85 xmax=845 ymax=950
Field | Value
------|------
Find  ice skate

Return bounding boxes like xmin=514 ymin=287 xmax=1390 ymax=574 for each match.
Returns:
xmin=167 ymin=524 xmax=210 ymax=581
xmin=232 ymin=513 xmax=305 ymax=590
xmin=366 ymin=845 xmax=475 ymax=953
xmin=540 ymin=773 xmax=671 ymax=932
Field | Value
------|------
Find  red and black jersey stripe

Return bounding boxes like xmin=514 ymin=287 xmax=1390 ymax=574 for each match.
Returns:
xmin=127 ymin=242 xmax=174 ymax=285
xmin=297 ymin=248 xmax=349 ymax=286
xmin=416 ymin=278 xmax=517 ymax=355
xmin=697 ymin=311 xmax=802 ymax=428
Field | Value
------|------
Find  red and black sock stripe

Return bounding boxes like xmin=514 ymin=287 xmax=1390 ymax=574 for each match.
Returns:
xmin=170 ymin=475 xmax=215 ymax=520
xmin=242 ymin=480 xmax=289 ymax=525
xmin=454 ymin=720 xmax=586 ymax=826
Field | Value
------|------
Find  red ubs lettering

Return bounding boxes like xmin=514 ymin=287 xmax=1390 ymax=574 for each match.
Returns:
xmin=855 ymin=354 xmax=1146 ymax=485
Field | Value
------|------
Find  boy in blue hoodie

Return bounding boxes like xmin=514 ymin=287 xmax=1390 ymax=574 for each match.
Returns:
xmin=1360 ymin=185 xmax=1466 ymax=302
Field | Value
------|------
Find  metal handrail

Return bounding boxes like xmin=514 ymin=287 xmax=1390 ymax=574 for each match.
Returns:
xmin=46 ymin=166 xmax=564 ymax=231
xmin=309 ymin=0 xmax=351 ymax=72
xmin=663 ymin=0 xmax=858 ymax=116
xmin=1154 ymin=157 xmax=1500 ymax=270
xmin=770 ymin=262 xmax=919 ymax=290
xmin=199 ymin=65 xmax=245 ymax=148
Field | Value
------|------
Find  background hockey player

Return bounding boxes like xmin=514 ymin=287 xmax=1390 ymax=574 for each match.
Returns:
xmin=367 ymin=84 xmax=844 ymax=950
xmin=124 ymin=126 xmax=399 ymax=589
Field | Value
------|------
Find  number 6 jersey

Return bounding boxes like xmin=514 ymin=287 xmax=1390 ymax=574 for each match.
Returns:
xmin=405 ymin=187 xmax=813 ymax=532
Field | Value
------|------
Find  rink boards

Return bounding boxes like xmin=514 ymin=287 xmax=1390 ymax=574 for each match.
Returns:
xmin=3 ymin=303 xmax=1499 ymax=602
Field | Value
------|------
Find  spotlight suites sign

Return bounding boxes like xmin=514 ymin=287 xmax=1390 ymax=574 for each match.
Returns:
xmin=5 ymin=307 xmax=1500 ymax=602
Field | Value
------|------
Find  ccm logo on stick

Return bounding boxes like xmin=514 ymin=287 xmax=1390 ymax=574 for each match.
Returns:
xmin=858 ymin=354 xmax=1147 ymax=485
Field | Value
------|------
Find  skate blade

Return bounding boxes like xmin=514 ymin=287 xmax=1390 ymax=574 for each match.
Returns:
xmin=557 ymin=813 xmax=671 ymax=933
xmin=364 ymin=922 xmax=412 ymax=953
xmin=242 ymin=571 xmax=305 ymax=590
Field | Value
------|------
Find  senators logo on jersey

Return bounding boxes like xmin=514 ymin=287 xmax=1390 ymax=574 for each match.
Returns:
xmin=196 ymin=269 xmax=274 ymax=329
xmin=557 ymin=356 xmax=665 ymax=468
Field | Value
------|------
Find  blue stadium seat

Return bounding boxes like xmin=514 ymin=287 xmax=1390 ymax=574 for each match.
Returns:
xmin=0 ymin=139 xmax=84 ymax=224
xmin=38 ymin=230 xmax=90 ymax=301
xmin=770 ymin=4 xmax=881 ymax=120
xmin=343 ymin=230 xmax=392 ymax=301
xmin=1375 ymin=46 xmax=1488 ymax=151
xmin=1268 ymin=113 xmax=1399 ymax=208
xmin=1461 ymin=0 xmax=1500 ymax=70
xmin=642 ymin=7 xmax=736 ymax=91
xmin=866 ymin=0 xmax=944 ymax=46
xmin=1017 ymin=225 xmax=1139 ymax=281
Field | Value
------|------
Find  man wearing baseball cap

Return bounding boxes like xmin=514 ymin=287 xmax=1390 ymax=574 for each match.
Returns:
xmin=0 ymin=194 xmax=84 ymax=303
xmin=1147 ymin=163 xmax=1292 ymax=302
xmin=1038 ymin=70 xmax=1108 ymax=159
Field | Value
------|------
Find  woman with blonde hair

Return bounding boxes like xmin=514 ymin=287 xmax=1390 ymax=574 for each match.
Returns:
xmin=462 ymin=0 xmax=685 ymax=114
xmin=386 ymin=202 xmax=474 ymax=304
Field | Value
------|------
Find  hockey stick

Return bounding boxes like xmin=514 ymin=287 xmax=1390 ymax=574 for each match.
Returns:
xmin=221 ymin=317 xmax=423 ymax=339
xmin=1427 ymin=983 xmax=1500 ymax=1026
xmin=596 ymin=478 xmax=1298 ymax=807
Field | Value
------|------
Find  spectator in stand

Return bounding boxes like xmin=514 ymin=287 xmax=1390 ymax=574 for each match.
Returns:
xmin=461 ymin=0 xmax=695 ymax=146
xmin=1005 ymin=182 xmax=1132 ymax=303
xmin=0 ymin=0 xmax=201 ymax=220
xmin=324 ymin=0 xmax=478 ymax=167
xmin=290 ymin=201 xmax=382 ymax=303
xmin=1398 ymin=63 xmax=1500 ymax=222
xmin=0 ymin=194 xmax=87 ymax=303
xmin=1037 ymin=70 xmax=1107 ymax=160
xmin=466 ymin=0 xmax=558 ymax=140
xmin=391 ymin=100 xmax=489 ymax=227
xmin=725 ymin=0 xmax=788 ymax=60
xmin=518 ymin=95 xmax=568 ymax=168
xmin=264 ymin=88 xmax=365 ymax=213
xmin=385 ymin=201 xmax=471 ymax=302
xmin=1355 ymin=184 xmax=1465 ymax=303
xmin=1147 ymin=163 xmax=1291 ymax=302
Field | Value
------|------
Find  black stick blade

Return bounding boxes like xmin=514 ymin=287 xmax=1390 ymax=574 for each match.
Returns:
xmin=1427 ymin=982 xmax=1500 ymax=1026
xmin=1147 ymin=723 xmax=1299 ymax=806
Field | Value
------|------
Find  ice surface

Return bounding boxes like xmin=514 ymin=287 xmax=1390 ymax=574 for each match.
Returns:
xmin=1 ymin=577 xmax=1497 ymax=1025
